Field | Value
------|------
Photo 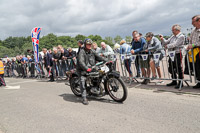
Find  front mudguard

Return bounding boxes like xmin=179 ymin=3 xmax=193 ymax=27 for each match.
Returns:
xmin=107 ymin=71 xmax=120 ymax=79
xmin=104 ymin=71 xmax=120 ymax=93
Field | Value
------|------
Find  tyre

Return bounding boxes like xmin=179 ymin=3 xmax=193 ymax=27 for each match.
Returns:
xmin=105 ymin=77 xmax=127 ymax=102
xmin=70 ymin=76 xmax=81 ymax=97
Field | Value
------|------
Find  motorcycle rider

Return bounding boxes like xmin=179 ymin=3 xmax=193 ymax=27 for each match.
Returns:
xmin=77 ymin=38 xmax=107 ymax=105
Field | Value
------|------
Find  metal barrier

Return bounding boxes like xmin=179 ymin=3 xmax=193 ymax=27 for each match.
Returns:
xmin=113 ymin=47 xmax=199 ymax=90
xmin=3 ymin=48 xmax=200 ymax=90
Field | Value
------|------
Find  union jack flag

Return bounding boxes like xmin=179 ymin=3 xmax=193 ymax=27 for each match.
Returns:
xmin=31 ymin=27 xmax=42 ymax=73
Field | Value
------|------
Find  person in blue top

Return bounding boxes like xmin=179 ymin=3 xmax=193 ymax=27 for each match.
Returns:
xmin=21 ymin=55 xmax=28 ymax=78
xmin=21 ymin=56 xmax=28 ymax=63
xmin=120 ymin=40 xmax=132 ymax=77
xmin=131 ymin=32 xmax=150 ymax=84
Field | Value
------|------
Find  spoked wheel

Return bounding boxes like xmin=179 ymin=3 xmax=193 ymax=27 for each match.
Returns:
xmin=70 ymin=76 xmax=81 ymax=97
xmin=106 ymin=77 xmax=127 ymax=102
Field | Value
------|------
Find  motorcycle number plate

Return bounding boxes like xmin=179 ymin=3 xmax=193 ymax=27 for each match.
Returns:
xmin=101 ymin=66 xmax=109 ymax=73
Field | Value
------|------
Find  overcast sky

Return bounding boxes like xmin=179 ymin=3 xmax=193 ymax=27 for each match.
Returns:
xmin=0 ymin=0 xmax=199 ymax=40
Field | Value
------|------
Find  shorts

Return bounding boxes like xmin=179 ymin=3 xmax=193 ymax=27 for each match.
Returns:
xmin=150 ymin=53 xmax=164 ymax=68
xmin=139 ymin=56 xmax=150 ymax=68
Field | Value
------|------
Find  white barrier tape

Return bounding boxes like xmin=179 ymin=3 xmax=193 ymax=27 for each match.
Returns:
xmin=168 ymin=51 xmax=176 ymax=62
xmin=131 ymin=55 xmax=136 ymax=62
xmin=141 ymin=54 xmax=148 ymax=61
xmin=153 ymin=53 xmax=161 ymax=63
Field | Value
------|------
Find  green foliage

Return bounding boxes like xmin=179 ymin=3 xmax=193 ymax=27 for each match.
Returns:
xmin=105 ymin=36 xmax=113 ymax=45
xmin=0 ymin=46 xmax=14 ymax=57
xmin=125 ymin=36 xmax=132 ymax=43
xmin=114 ymin=35 xmax=122 ymax=44
xmin=75 ymin=34 xmax=86 ymax=41
xmin=1 ymin=34 xmax=172 ymax=58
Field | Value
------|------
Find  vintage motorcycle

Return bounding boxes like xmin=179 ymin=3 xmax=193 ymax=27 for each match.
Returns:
xmin=69 ymin=61 xmax=128 ymax=103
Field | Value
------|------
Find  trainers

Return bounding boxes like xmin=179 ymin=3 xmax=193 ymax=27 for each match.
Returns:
xmin=141 ymin=79 xmax=146 ymax=84
xmin=82 ymin=98 xmax=89 ymax=105
xmin=145 ymin=79 xmax=150 ymax=84
xmin=166 ymin=81 xmax=177 ymax=86
xmin=151 ymin=76 xmax=157 ymax=80
xmin=175 ymin=82 xmax=183 ymax=89
xmin=193 ymin=83 xmax=200 ymax=89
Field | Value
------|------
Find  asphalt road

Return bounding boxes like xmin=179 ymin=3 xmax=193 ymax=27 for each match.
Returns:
xmin=0 ymin=78 xmax=200 ymax=133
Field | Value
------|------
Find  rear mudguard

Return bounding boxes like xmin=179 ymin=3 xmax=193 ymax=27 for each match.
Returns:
xmin=71 ymin=72 xmax=78 ymax=77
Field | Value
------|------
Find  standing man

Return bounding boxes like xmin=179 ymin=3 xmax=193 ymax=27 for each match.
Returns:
xmin=187 ymin=15 xmax=200 ymax=88
xmin=0 ymin=58 xmax=6 ymax=87
xmin=21 ymin=55 xmax=28 ymax=78
xmin=52 ymin=47 xmax=62 ymax=77
xmin=67 ymin=47 xmax=77 ymax=70
xmin=60 ymin=47 xmax=69 ymax=74
xmin=131 ymin=30 xmax=141 ymax=77
xmin=43 ymin=48 xmax=54 ymax=82
xmin=160 ymin=24 xmax=185 ymax=89
xmin=131 ymin=33 xmax=150 ymax=84
xmin=145 ymin=32 xmax=165 ymax=82
xmin=77 ymin=40 xmax=84 ymax=56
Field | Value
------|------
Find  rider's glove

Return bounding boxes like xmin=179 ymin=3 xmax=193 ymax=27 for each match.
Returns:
xmin=106 ymin=61 xmax=113 ymax=65
xmin=87 ymin=68 xmax=92 ymax=72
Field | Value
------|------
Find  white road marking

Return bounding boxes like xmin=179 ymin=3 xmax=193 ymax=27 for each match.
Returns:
xmin=9 ymin=80 xmax=38 ymax=85
xmin=4 ymin=85 xmax=20 ymax=89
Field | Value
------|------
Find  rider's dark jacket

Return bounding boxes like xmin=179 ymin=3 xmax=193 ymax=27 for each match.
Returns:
xmin=77 ymin=48 xmax=106 ymax=75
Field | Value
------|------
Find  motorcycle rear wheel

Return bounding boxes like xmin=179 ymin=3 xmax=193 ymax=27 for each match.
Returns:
xmin=70 ymin=76 xmax=81 ymax=97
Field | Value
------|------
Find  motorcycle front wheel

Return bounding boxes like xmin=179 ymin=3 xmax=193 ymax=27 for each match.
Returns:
xmin=105 ymin=77 xmax=127 ymax=103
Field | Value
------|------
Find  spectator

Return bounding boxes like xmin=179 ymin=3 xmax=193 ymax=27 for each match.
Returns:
xmin=113 ymin=43 xmax=120 ymax=53
xmin=52 ymin=47 xmax=62 ymax=77
xmin=67 ymin=47 xmax=77 ymax=70
xmin=11 ymin=58 xmax=16 ymax=77
xmin=27 ymin=55 xmax=35 ymax=78
xmin=48 ymin=49 xmax=52 ymax=56
xmin=131 ymin=30 xmax=141 ymax=77
xmin=139 ymin=33 xmax=143 ymax=37
xmin=160 ymin=24 xmax=185 ymax=89
xmin=43 ymin=48 xmax=54 ymax=82
xmin=120 ymin=40 xmax=132 ymax=77
xmin=21 ymin=55 xmax=28 ymax=78
xmin=60 ymin=47 xmax=69 ymax=74
xmin=0 ymin=58 xmax=6 ymax=87
xmin=99 ymin=42 xmax=114 ymax=60
xmin=77 ymin=40 xmax=84 ymax=56
xmin=145 ymin=32 xmax=165 ymax=82
xmin=6 ymin=58 xmax=11 ymax=77
xmin=131 ymin=33 xmax=150 ymax=84
xmin=92 ymin=42 xmax=101 ymax=53
xmin=187 ymin=15 xmax=200 ymax=89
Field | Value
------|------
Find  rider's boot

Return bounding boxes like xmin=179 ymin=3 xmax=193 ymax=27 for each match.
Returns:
xmin=82 ymin=90 xmax=89 ymax=105
xmin=82 ymin=97 xmax=89 ymax=105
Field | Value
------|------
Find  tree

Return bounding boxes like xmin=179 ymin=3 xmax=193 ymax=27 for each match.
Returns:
xmin=0 ymin=46 xmax=13 ymax=57
xmin=105 ymin=36 xmax=113 ymax=45
xmin=125 ymin=36 xmax=132 ymax=43
xmin=75 ymin=34 xmax=86 ymax=41
xmin=39 ymin=33 xmax=57 ymax=50
xmin=22 ymin=42 xmax=33 ymax=55
xmin=114 ymin=35 xmax=122 ymax=44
